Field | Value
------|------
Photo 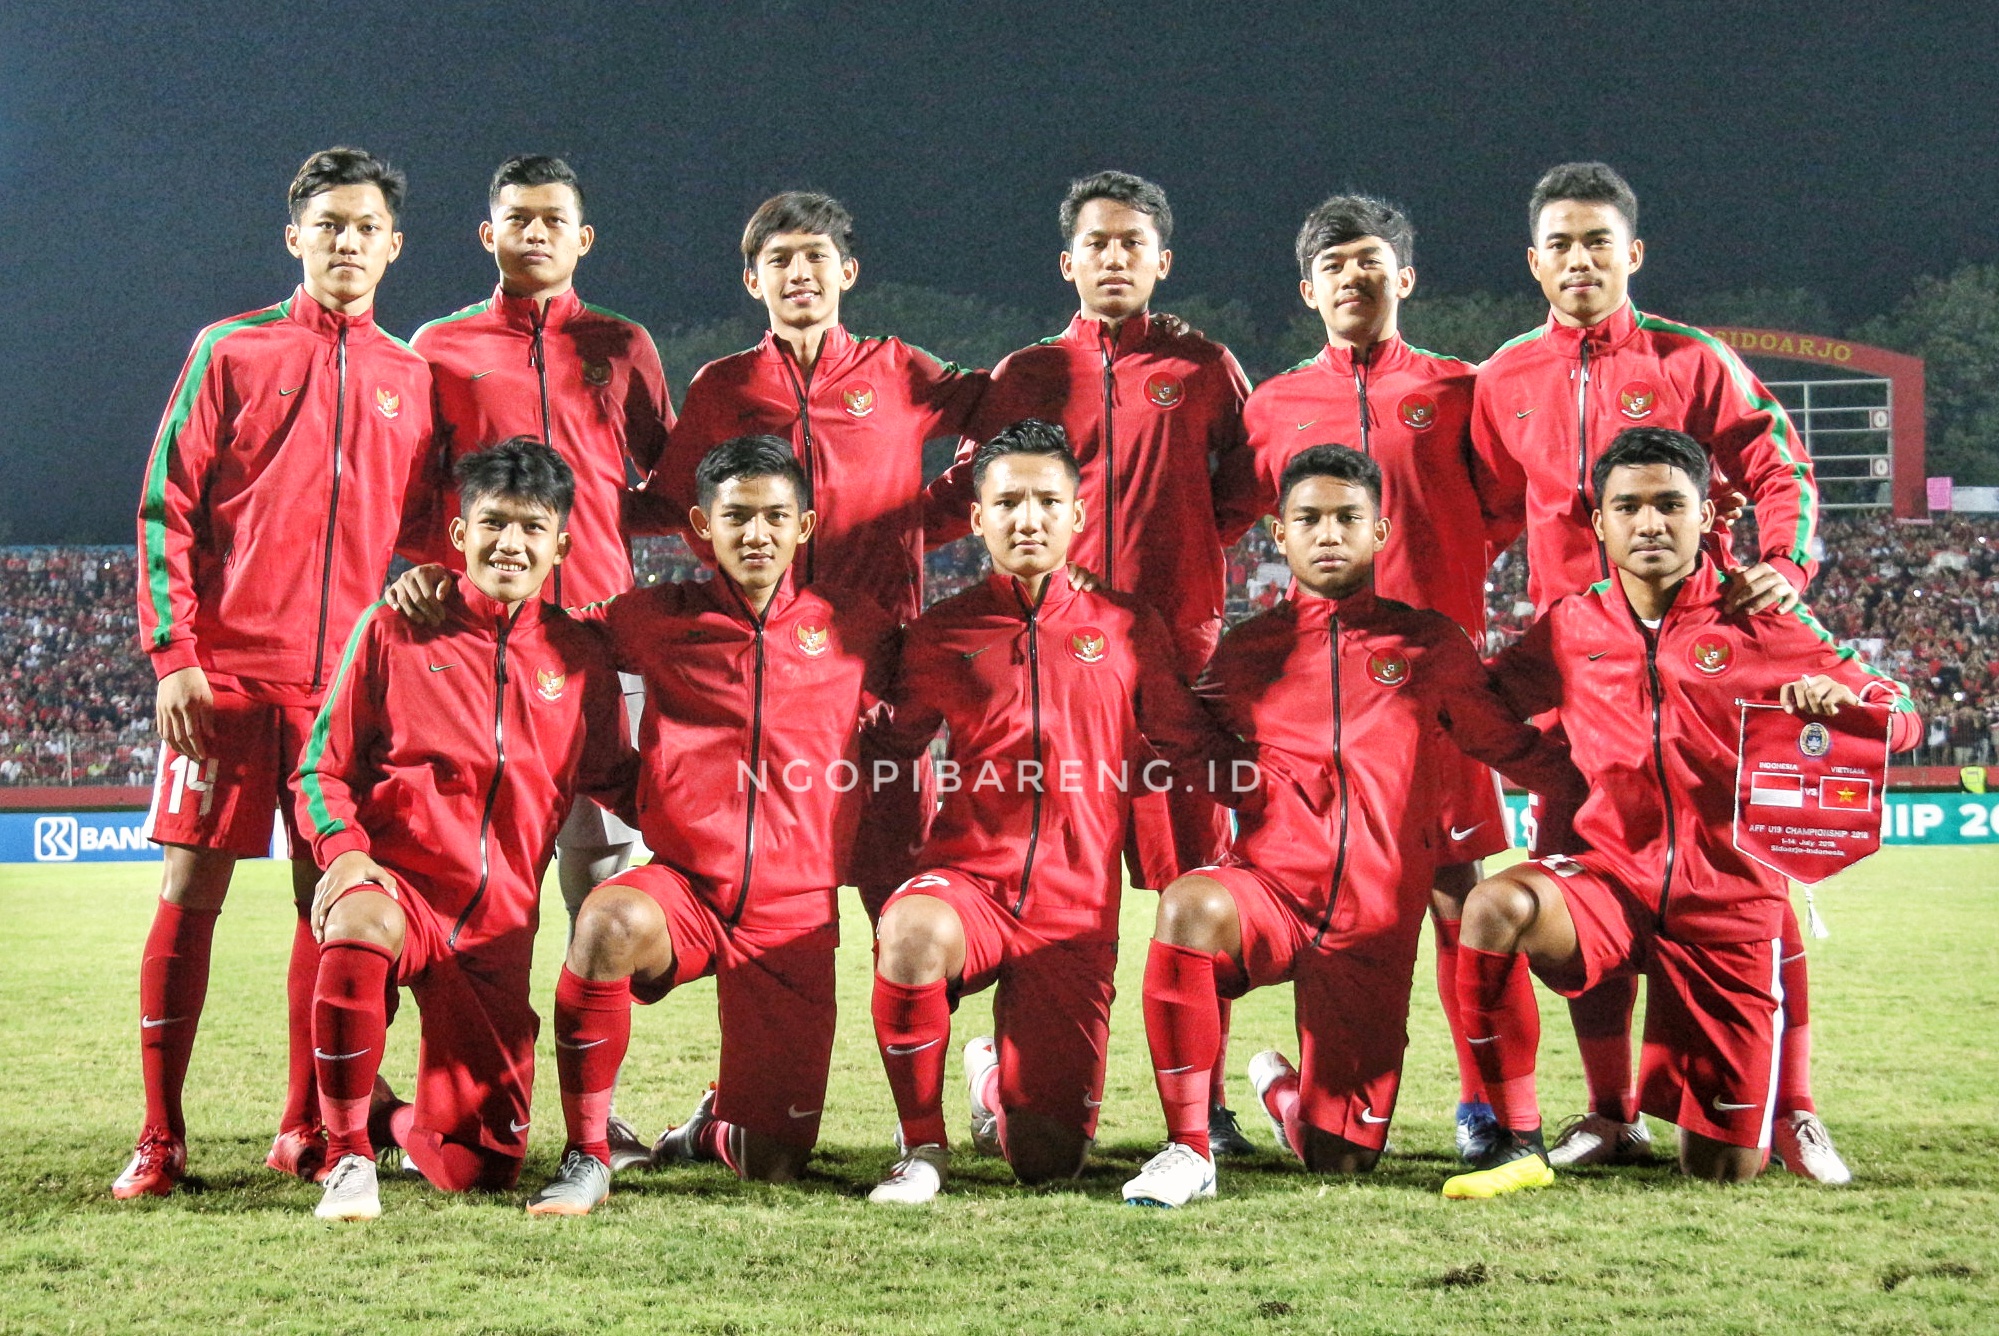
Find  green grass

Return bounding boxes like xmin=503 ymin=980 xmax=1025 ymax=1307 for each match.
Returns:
xmin=1 ymin=849 xmax=1994 ymax=1334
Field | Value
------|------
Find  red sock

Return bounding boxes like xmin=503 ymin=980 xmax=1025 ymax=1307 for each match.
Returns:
xmin=313 ymin=940 xmax=393 ymax=1162
xmin=138 ymin=899 xmax=218 ymax=1138
xmin=1569 ymin=975 xmax=1638 ymax=1122
xmin=873 ymin=976 xmax=951 ymax=1149
xmin=280 ymin=911 xmax=322 ymax=1134
xmin=1142 ymin=940 xmax=1220 ymax=1158
xmin=1458 ymin=946 xmax=1541 ymax=1132
xmin=1777 ymin=916 xmax=1813 ymax=1115
xmin=1256 ymin=1059 xmax=1306 ymax=1158
xmin=1208 ymin=995 xmax=1233 ymax=1109
xmin=1432 ymin=915 xmax=1482 ymax=1105
xmin=695 ymin=1118 xmax=743 ymax=1175
xmin=554 ymin=968 xmax=631 ymax=1166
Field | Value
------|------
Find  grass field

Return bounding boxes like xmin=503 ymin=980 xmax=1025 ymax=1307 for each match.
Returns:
xmin=2 ymin=848 xmax=1995 ymax=1334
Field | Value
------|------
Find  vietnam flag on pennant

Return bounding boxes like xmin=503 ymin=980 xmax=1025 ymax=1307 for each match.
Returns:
xmin=1733 ymin=700 xmax=1890 ymax=884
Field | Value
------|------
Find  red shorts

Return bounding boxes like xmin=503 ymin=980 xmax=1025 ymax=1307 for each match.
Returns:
xmin=1435 ymin=749 xmax=1507 ymax=864
xmin=1197 ymin=864 xmax=1418 ymax=1152
xmin=388 ymin=879 xmax=539 ymax=1189
xmin=1532 ymin=853 xmax=1785 ymax=1149
xmin=886 ymin=868 xmax=1118 ymax=1139
xmin=617 ymin=862 xmax=838 ymax=1149
xmin=1126 ymin=784 xmax=1232 ymax=892
xmin=143 ymin=691 xmax=314 ymax=858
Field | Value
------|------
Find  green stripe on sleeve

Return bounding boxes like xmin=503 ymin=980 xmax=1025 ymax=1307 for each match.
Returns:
xmin=140 ymin=302 xmax=290 ymax=649
xmin=299 ymin=601 xmax=385 ymax=838
xmin=1782 ymin=602 xmax=1912 ymax=704
xmin=411 ymin=298 xmax=493 ymax=344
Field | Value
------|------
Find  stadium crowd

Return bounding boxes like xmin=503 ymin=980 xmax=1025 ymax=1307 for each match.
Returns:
xmin=4 ymin=510 xmax=1995 ymax=786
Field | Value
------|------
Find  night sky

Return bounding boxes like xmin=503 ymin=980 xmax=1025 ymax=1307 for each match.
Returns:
xmin=5 ymin=0 xmax=1996 ymax=544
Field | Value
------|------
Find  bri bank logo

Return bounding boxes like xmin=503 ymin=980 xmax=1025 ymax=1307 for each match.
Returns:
xmin=31 ymin=815 xmax=153 ymax=861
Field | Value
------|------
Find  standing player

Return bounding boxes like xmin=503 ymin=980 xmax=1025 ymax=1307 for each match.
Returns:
xmin=1471 ymin=162 xmax=1835 ymax=1177
xmin=867 ymin=420 xmax=1241 ymax=1204
xmin=299 ymin=440 xmax=635 ymax=1220
xmin=925 ymin=171 xmax=1261 ymax=1151
xmin=527 ymin=437 xmax=896 ymax=1214
xmin=631 ymin=190 xmax=988 ymax=917
xmin=1442 ymin=428 xmax=1915 ymax=1198
xmin=1242 ymin=194 xmax=1516 ymax=1161
xmin=117 ymin=148 xmax=437 ymax=1198
xmin=1121 ymin=445 xmax=1581 ymax=1207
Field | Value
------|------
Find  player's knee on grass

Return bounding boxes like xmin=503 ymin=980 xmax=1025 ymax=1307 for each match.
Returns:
xmin=569 ymin=883 xmax=671 ymax=982
xmin=875 ymin=895 xmax=965 ymax=986
xmin=1155 ymin=874 xmax=1240 ymax=957
xmin=998 ymin=1110 xmax=1089 ymax=1185
xmin=736 ymin=1130 xmax=813 ymax=1184
xmin=1428 ymin=860 xmax=1481 ymax=920
xmin=1679 ymin=1130 xmax=1766 ymax=1184
xmin=157 ymin=844 xmax=237 ymax=912
xmin=1297 ymin=1125 xmax=1381 ymax=1176
xmin=322 ymin=888 xmax=406 ymax=955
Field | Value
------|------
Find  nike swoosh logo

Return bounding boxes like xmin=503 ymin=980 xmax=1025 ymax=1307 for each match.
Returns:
xmin=140 ymin=1015 xmax=185 ymax=1029
xmin=428 ymin=663 xmax=455 ymax=672
xmin=1712 ymin=1098 xmax=1758 ymax=1112
xmin=313 ymin=1048 xmax=371 ymax=1062
xmin=961 ymin=646 xmax=990 ymax=661
xmin=1588 ymin=651 xmax=1609 ymax=660
xmin=1450 ymin=823 xmax=1485 ymax=841
xmin=1515 ymin=408 xmax=1535 ymax=418
xmin=509 ymin=1119 xmax=530 ymax=1133
xmin=1358 ymin=1109 xmax=1389 ymax=1124
xmin=1294 ymin=419 xmax=1318 ymax=431
xmin=885 ymin=1040 xmax=940 ymax=1056
xmin=788 ymin=1105 xmax=821 ymax=1119
xmin=470 ymin=370 xmax=495 ymax=380
xmin=1466 ymin=1035 xmax=1501 ymax=1046
xmin=278 ymin=385 xmax=304 ymax=396
xmin=1156 ymin=1064 xmax=1196 ymax=1075
xmin=1082 ymin=1095 xmax=1104 ymax=1109
xmin=555 ymin=1036 xmax=608 ymax=1050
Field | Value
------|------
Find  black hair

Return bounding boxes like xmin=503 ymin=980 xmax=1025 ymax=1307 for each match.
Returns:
xmin=695 ymin=435 xmax=810 ymax=512
xmin=1278 ymin=443 xmax=1382 ymax=509
xmin=455 ymin=437 xmax=575 ymax=521
xmin=741 ymin=191 xmax=855 ymax=264
xmin=1592 ymin=426 xmax=1711 ymax=502
xmin=1528 ymin=161 xmax=1639 ymax=239
xmin=489 ymin=154 xmax=585 ymax=221
xmin=970 ymin=418 xmax=1082 ymax=492
xmin=288 ymin=146 xmax=406 ymax=223
xmin=1059 ymin=170 xmax=1173 ymax=248
xmin=1294 ymin=193 xmax=1415 ymax=278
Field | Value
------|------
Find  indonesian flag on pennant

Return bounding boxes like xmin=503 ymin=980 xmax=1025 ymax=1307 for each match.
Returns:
xmin=1733 ymin=699 xmax=1890 ymax=884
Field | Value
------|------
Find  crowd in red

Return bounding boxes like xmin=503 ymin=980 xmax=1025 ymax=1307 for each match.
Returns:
xmin=5 ymin=512 xmax=1993 ymax=786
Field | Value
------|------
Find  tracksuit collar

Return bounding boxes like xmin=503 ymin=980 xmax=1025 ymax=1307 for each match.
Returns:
xmin=1600 ymin=552 xmax=1725 ymax=627
xmin=1068 ymin=309 xmax=1155 ymax=354
xmin=716 ymin=566 xmax=799 ymax=626
xmin=989 ymin=563 xmax=1080 ymax=617
xmin=491 ymin=284 xmax=583 ymax=332
xmin=1287 ymin=577 xmax=1380 ymax=627
xmin=1540 ymin=299 xmax=1640 ymax=357
xmin=455 ymin=572 xmax=545 ymax=633
xmin=287 ymin=286 xmax=380 ymax=342
xmin=762 ymin=323 xmax=854 ymax=374
xmin=1314 ymin=334 xmax=1411 ymax=377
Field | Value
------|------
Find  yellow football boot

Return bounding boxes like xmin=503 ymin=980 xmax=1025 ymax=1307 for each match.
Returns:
xmin=1442 ymin=1129 xmax=1554 ymax=1199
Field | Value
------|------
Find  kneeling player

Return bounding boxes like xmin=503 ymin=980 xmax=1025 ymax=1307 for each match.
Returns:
xmin=300 ymin=440 xmax=636 ymax=1220
xmin=527 ymin=436 xmax=895 ymax=1214
xmin=1122 ymin=445 xmax=1580 ymax=1206
xmin=1442 ymin=427 xmax=1918 ymax=1199
xmin=867 ymin=419 xmax=1240 ymax=1204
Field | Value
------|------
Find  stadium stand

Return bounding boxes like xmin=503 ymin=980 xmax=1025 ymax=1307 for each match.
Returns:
xmin=4 ymin=514 xmax=1993 ymax=785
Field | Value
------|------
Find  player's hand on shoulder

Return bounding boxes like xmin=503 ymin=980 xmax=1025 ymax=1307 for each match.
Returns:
xmin=155 ymin=666 xmax=214 ymax=763
xmin=385 ymin=563 xmax=453 ymax=626
xmin=312 ymin=850 xmax=399 ymax=942
xmin=1066 ymin=563 xmax=1102 ymax=593
xmin=1721 ymin=561 xmax=1801 ymax=617
xmin=1780 ymin=674 xmax=1860 ymax=718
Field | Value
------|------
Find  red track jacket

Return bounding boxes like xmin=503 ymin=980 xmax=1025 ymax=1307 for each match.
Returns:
xmin=412 ymin=286 xmax=674 ymax=608
xmin=1200 ymin=584 xmax=1581 ymax=951
xmin=633 ymin=326 xmax=986 ymax=623
xmin=879 ymin=568 xmax=1242 ymax=942
xmin=1492 ymin=560 xmax=1918 ymax=943
xmin=581 ymin=572 xmax=897 ymax=937
xmin=926 ymin=312 xmax=1260 ymax=675
xmin=136 ymin=289 xmax=437 ymax=702
xmin=298 ymin=576 xmax=637 ymax=967
xmin=1245 ymin=337 xmax=1490 ymax=637
xmin=1472 ymin=302 xmax=1819 ymax=612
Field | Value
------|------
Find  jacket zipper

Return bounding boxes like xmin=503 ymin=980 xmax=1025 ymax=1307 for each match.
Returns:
xmin=1352 ymin=356 xmax=1372 ymax=455
xmin=451 ymin=608 xmax=514 ymax=948
xmin=310 ymin=326 xmax=349 ymax=692
xmin=1641 ymin=624 xmax=1680 ymax=930
xmin=532 ymin=305 xmax=561 ymax=605
xmin=1012 ymin=581 xmax=1049 ymax=915
xmin=1312 ymin=614 xmax=1352 ymax=946
xmin=1577 ymin=339 xmax=1609 ymax=580
xmin=779 ymin=353 xmax=818 ymax=586
xmin=731 ymin=601 xmax=770 ymax=927
xmin=1099 ymin=327 xmax=1119 ymax=590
